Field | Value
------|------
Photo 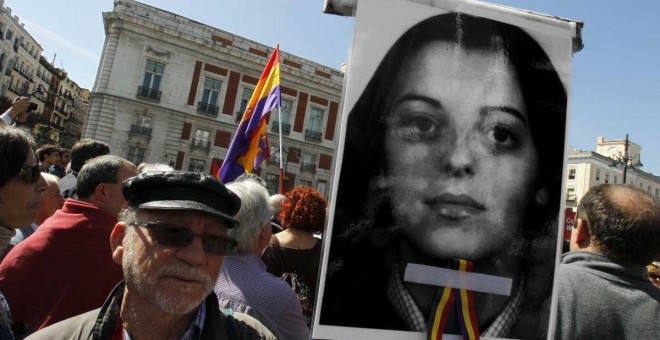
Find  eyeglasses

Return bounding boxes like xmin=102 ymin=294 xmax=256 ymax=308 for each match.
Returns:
xmin=16 ymin=164 xmax=41 ymax=184
xmin=130 ymin=221 xmax=237 ymax=256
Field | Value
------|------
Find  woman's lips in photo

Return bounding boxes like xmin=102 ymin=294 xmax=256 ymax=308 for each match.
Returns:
xmin=424 ymin=193 xmax=486 ymax=219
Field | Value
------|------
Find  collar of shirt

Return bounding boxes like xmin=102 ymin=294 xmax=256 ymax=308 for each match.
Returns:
xmin=386 ymin=263 xmax=523 ymax=337
xmin=122 ymin=301 xmax=207 ymax=340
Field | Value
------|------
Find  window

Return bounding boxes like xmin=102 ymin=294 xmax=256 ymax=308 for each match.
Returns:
xmin=305 ymin=108 xmax=324 ymax=141
xmin=131 ymin=115 xmax=152 ymax=136
xmin=299 ymin=179 xmax=313 ymax=187
xmin=268 ymin=145 xmax=281 ymax=164
xmin=199 ymin=78 xmax=221 ymax=115
xmin=614 ymin=175 xmax=618 ymax=184
xmin=272 ymin=98 xmax=293 ymax=134
xmin=265 ymin=173 xmax=279 ymax=195
xmin=301 ymin=152 xmax=317 ymax=172
xmin=280 ymin=99 xmax=292 ymax=124
xmin=193 ymin=129 xmax=211 ymax=149
xmin=195 ymin=128 xmax=210 ymax=141
xmin=127 ymin=146 xmax=146 ymax=165
xmin=605 ymin=173 xmax=609 ymax=184
xmin=567 ymin=187 xmax=576 ymax=201
xmin=656 ymin=188 xmax=659 ymax=199
xmin=595 ymin=169 xmax=600 ymax=181
xmin=316 ymin=181 xmax=327 ymax=197
xmin=308 ymin=108 xmax=324 ymax=132
xmin=139 ymin=60 xmax=164 ymax=100
xmin=238 ymin=87 xmax=253 ymax=114
xmin=648 ymin=185 xmax=652 ymax=193
xmin=188 ymin=158 xmax=206 ymax=173
xmin=568 ymin=168 xmax=576 ymax=180
xmin=136 ymin=115 xmax=152 ymax=128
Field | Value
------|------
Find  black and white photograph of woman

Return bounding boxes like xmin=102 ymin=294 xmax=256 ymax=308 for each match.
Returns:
xmin=314 ymin=0 xmax=576 ymax=339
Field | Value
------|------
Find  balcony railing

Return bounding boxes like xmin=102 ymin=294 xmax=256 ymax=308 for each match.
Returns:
xmin=197 ymin=102 xmax=219 ymax=117
xmin=267 ymin=154 xmax=280 ymax=165
xmin=301 ymin=162 xmax=317 ymax=173
xmin=271 ymin=121 xmax=291 ymax=135
xmin=191 ymin=138 xmax=211 ymax=150
xmin=137 ymin=86 xmax=161 ymax=101
xmin=130 ymin=125 xmax=153 ymax=137
xmin=304 ymin=129 xmax=322 ymax=142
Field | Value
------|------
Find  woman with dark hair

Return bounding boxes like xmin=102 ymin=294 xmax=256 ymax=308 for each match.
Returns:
xmin=0 ymin=125 xmax=47 ymax=339
xmin=262 ymin=187 xmax=327 ymax=326
xmin=319 ymin=12 xmax=566 ymax=338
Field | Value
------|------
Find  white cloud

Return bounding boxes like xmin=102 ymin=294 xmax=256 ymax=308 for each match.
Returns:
xmin=22 ymin=18 xmax=100 ymax=63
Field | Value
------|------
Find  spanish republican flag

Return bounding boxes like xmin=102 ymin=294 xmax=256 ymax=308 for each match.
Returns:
xmin=219 ymin=45 xmax=281 ymax=183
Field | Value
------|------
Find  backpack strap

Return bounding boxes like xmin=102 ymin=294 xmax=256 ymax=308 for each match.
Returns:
xmin=224 ymin=308 xmax=239 ymax=340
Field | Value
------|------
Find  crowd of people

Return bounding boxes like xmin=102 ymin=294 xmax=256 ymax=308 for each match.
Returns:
xmin=0 ymin=31 xmax=660 ymax=339
xmin=0 ymin=98 xmax=328 ymax=339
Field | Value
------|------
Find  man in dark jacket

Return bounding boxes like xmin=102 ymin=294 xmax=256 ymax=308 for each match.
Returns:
xmin=554 ymin=184 xmax=660 ymax=339
xmin=27 ymin=171 xmax=275 ymax=339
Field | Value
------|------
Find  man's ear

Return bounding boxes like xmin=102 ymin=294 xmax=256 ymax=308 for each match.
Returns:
xmin=94 ymin=183 xmax=109 ymax=203
xmin=570 ymin=218 xmax=591 ymax=250
xmin=110 ymin=222 xmax=127 ymax=265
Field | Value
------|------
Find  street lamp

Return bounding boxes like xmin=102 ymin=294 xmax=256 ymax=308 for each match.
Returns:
xmin=277 ymin=146 xmax=300 ymax=194
xmin=609 ymin=133 xmax=642 ymax=184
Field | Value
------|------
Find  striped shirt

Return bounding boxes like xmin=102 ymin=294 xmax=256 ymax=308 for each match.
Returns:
xmin=214 ymin=253 xmax=310 ymax=340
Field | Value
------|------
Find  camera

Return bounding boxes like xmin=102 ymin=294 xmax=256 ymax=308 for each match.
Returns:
xmin=28 ymin=102 xmax=38 ymax=111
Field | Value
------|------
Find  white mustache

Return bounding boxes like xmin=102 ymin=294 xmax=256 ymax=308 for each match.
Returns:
xmin=158 ymin=262 xmax=212 ymax=285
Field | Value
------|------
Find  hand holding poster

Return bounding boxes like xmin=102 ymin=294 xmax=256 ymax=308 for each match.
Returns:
xmin=314 ymin=0 xmax=579 ymax=339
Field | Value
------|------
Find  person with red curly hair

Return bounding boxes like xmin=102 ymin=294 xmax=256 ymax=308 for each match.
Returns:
xmin=261 ymin=186 xmax=327 ymax=326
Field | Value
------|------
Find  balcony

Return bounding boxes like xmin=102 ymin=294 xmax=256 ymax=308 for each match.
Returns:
xmin=301 ymin=162 xmax=317 ymax=173
xmin=191 ymin=138 xmax=211 ymax=151
xmin=267 ymin=154 xmax=280 ymax=165
xmin=271 ymin=121 xmax=291 ymax=135
xmin=137 ymin=86 xmax=161 ymax=101
xmin=197 ymin=102 xmax=219 ymax=117
xmin=130 ymin=125 xmax=153 ymax=137
xmin=304 ymin=129 xmax=322 ymax=142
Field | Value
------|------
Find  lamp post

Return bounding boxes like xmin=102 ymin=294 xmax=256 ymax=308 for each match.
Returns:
xmin=278 ymin=146 xmax=300 ymax=194
xmin=609 ymin=133 xmax=642 ymax=184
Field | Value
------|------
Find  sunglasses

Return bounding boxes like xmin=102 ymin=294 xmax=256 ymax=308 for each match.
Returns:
xmin=16 ymin=164 xmax=41 ymax=184
xmin=130 ymin=221 xmax=237 ymax=256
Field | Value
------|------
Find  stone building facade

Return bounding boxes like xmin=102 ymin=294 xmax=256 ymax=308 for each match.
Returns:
xmin=85 ymin=0 xmax=343 ymax=197
xmin=565 ymin=136 xmax=660 ymax=210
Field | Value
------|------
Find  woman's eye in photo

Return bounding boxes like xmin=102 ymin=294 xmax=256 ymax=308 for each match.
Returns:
xmin=485 ymin=125 xmax=519 ymax=149
xmin=390 ymin=114 xmax=440 ymax=142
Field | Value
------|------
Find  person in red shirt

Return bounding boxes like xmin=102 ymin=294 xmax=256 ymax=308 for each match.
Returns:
xmin=0 ymin=155 xmax=137 ymax=334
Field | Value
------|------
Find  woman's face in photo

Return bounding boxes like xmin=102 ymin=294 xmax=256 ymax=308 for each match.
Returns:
xmin=383 ymin=39 xmax=539 ymax=261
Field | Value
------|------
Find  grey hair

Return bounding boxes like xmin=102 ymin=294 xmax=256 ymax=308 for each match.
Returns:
xmin=226 ymin=178 xmax=271 ymax=254
xmin=76 ymin=155 xmax=134 ymax=199
xmin=268 ymin=194 xmax=286 ymax=215
xmin=137 ymin=163 xmax=174 ymax=173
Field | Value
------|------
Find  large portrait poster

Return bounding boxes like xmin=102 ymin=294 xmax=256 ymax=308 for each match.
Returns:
xmin=314 ymin=0 xmax=579 ymax=339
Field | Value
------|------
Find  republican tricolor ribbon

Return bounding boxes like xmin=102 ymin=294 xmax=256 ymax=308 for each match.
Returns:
xmin=428 ymin=259 xmax=480 ymax=340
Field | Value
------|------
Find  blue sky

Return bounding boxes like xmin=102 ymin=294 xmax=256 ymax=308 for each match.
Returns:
xmin=7 ymin=0 xmax=660 ymax=174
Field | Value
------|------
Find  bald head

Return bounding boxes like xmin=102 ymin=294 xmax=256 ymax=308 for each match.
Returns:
xmin=577 ymin=184 xmax=660 ymax=264
xmin=36 ymin=173 xmax=64 ymax=225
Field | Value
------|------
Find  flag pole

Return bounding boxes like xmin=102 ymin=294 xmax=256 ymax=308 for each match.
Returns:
xmin=278 ymin=105 xmax=284 ymax=194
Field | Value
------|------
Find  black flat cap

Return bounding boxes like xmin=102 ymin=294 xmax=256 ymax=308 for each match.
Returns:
xmin=122 ymin=171 xmax=241 ymax=228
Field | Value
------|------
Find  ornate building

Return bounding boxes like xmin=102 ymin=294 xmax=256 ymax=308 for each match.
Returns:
xmin=565 ymin=136 xmax=660 ymax=210
xmin=84 ymin=0 xmax=343 ymax=197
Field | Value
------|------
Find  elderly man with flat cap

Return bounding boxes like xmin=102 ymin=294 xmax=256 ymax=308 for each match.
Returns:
xmin=27 ymin=171 xmax=275 ymax=340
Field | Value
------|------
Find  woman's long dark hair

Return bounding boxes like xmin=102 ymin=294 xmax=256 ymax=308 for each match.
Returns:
xmin=320 ymin=13 xmax=567 ymax=334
